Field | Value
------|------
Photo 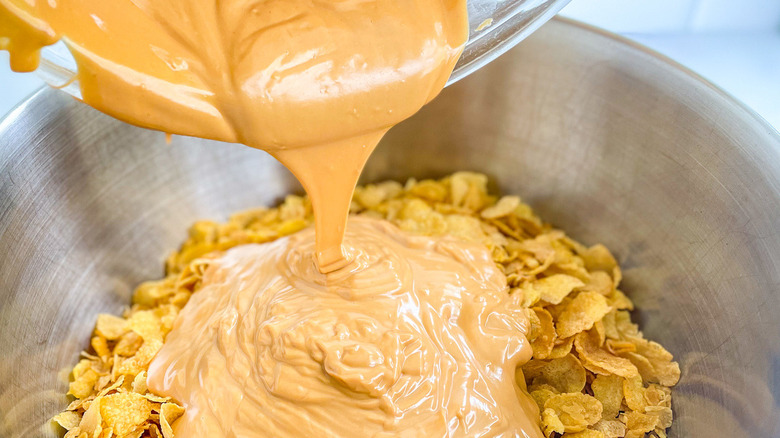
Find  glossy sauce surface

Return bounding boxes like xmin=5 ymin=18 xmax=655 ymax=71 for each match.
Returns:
xmin=2 ymin=1 xmax=543 ymax=435
xmin=147 ymin=217 xmax=542 ymax=437
xmin=1 ymin=0 xmax=467 ymax=269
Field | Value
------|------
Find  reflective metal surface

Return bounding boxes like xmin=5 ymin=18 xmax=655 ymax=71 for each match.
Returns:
xmin=2 ymin=18 xmax=779 ymax=438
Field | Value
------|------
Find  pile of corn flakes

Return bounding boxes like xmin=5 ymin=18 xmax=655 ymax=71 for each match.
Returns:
xmin=54 ymin=172 xmax=679 ymax=438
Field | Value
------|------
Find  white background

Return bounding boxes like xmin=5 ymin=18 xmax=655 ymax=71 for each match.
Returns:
xmin=561 ymin=0 xmax=780 ymax=129
xmin=1 ymin=0 xmax=779 ymax=129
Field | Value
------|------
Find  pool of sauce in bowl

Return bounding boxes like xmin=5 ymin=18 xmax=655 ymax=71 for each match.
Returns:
xmin=1 ymin=1 xmax=544 ymax=435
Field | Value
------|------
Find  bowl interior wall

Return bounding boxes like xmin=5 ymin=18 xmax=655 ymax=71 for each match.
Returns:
xmin=1 ymin=18 xmax=779 ymax=438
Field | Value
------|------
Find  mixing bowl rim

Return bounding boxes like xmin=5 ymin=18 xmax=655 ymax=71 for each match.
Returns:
xmin=1 ymin=17 xmax=778 ymax=151
xmin=553 ymin=17 xmax=780 ymax=139
xmin=447 ymin=0 xmax=573 ymax=85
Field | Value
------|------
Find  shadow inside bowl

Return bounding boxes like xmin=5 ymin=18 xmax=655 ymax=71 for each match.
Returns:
xmin=1 ymin=18 xmax=779 ymax=438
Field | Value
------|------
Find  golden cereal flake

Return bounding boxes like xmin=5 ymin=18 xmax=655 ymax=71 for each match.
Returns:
xmin=544 ymin=393 xmax=603 ymax=433
xmin=591 ymin=374 xmax=624 ymax=420
xmin=53 ymin=173 xmax=678 ymax=438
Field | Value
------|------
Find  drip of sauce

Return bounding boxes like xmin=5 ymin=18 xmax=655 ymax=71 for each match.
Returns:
xmin=147 ymin=217 xmax=542 ymax=437
xmin=0 ymin=0 xmax=466 ymax=271
xmin=2 ymin=0 xmax=544 ymax=435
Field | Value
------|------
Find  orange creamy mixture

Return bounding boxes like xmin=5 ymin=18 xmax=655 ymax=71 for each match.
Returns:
xmin=148 ymin=217 xmax=541 ymax=437
xmin=0 ymin=0 xmax=466 ymax=271
xmin=1 ymin=0 xmax=546 ymax=436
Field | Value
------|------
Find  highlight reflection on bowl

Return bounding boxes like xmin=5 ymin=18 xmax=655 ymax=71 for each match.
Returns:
xmin=0 ymin=18 xmax=779 ymax=438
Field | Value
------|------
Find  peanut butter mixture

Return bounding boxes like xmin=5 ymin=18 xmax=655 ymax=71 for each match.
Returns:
xmin=1 ymin=0 xmax=467 ymax=270
xmin=52 ymin=174 xmax=679 ymax=438
xmin=1 ymin=1 xmax=679 ymax=437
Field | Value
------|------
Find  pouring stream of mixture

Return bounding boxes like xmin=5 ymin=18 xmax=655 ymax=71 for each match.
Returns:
xmin=1 ymin=0 xmax=466 ymax=271
xmin=1 ymin=0 xmax=544 ymax=436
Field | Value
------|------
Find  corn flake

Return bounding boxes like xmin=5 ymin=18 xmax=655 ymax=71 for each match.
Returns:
xmin=54 ymin=173 xmax=678 ymax=438
xmin=536 ymin=274 xmax=585 ymax=305
xmin=578 ymin=244 xmax=620 ymax=283
xmin=591 ymin=419 xmax=627 ymax=438
xmin=542 ymin=408 xmax=566 ymax=436
xmin=622 ymin=374 xmax=647 ymax=412
xmin=528 ymin=354 xmax=586 ymax=394
xmin=52 ymin=411 xmax=81 ymax=431
xmin=529 ymin=307 xmax=556 ymax=359
xmin=645 ymin=405 xmax=673 ymax=429
xmin=591 ymin=374 xmax=623 ymax=419
xmin=624 ymin=411 xmax=658 ymax=434
xmin=575 ymin=329 xmax=638 ymax=378
xmin=548 ymin=336 xmax=575 ymax=360
xmin=530 ymin=388 xmax=558 ymax=412
xmin=481 ymin=195 xmax=520 ymax=219
xmin=95 ymin=314 xmax=130 ymax=340
xmin=556 ymin=292 xmax=610 ymax=339
xmin=160 ymin=403 xmax=185 ymax=438
xmin=544 ymin=393 xmax=603 ymax=433
xmin=100 ymin=392 xmax=152 ymax=436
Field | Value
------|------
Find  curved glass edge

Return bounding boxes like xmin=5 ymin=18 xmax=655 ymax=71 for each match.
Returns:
xmin=38 ymin=41 xmax=81 ymax=99
xmin=449 ymin=0 xmax=572 ymax=86
xmin=32 ymin=0 xmax=572 ymax=98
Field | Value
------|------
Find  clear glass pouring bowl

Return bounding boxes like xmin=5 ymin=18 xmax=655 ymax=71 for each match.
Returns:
xmin=34 ymin=0 xmax=572 ymax=99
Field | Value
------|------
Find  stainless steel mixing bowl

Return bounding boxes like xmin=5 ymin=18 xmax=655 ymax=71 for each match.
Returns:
xmin=1 ymin=17 xmax=779 ymax=438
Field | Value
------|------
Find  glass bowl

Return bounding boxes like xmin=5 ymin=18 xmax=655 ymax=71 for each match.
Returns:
xmin=3 ymin=18 xmax=780 ymax=437
xmin=33 ymin=0 xmax=572 ymax=98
